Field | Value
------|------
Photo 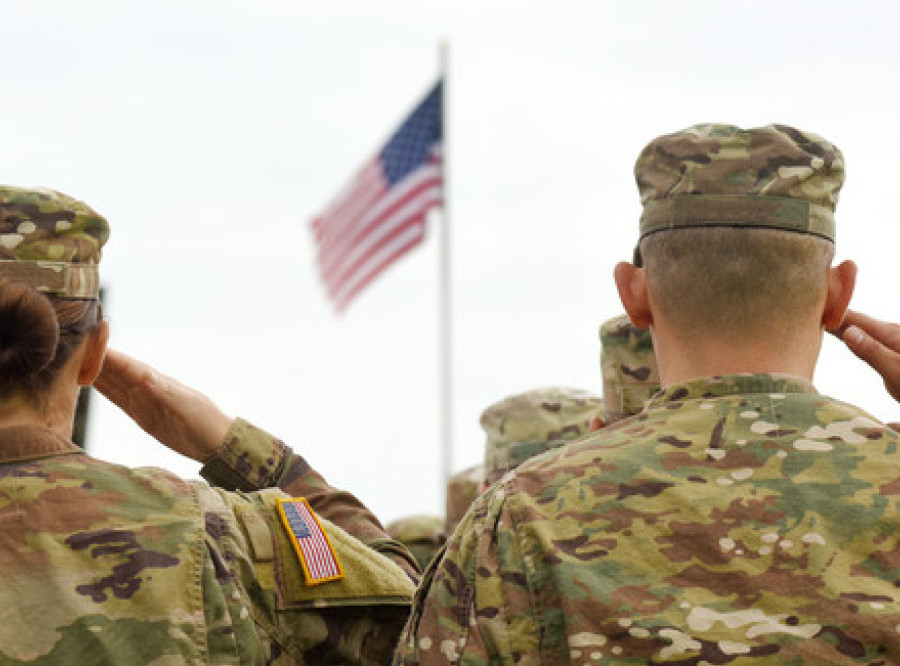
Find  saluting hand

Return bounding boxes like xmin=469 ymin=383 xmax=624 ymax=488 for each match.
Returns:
xmin=93 ymin=349 xmax=233 ymax=463
xmin=833 ymin=310 xmax=900 ymax=431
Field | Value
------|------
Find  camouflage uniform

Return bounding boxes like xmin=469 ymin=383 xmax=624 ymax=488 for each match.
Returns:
xmin=481 ymin=386 xmax=603 ymax=488
xmin=0 ymin=186 xmax=417 ymax=665
xmin=393 ymin=126 xmax=900 ymax=664
xmin=599 ymin=314 xmax=659 ymax=424
xmin=386 ymin=515 xmax=446 ymax=572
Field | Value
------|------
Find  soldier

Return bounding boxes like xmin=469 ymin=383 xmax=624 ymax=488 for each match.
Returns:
xmin=599 ymin=313 xmax=660 ymax=424
xmin=0 ymin=186 xmax=417 ymax=665
xmin=394 ymin=124 xmax=900 ymax=664
xmin=480 ymin=386 xmax=603 ymax=489
xmin=443 ymin=463 xmax=483 ymax=536
xmin=385 ymin=515 xmax=446 ymax=572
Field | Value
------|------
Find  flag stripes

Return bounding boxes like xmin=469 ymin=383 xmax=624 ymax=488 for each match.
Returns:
xmin=311 ymin=80 xmax=443 ymax=311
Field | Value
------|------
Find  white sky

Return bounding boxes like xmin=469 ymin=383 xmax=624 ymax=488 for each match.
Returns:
xmin=2 ymin=0 xmax=899 ymax=523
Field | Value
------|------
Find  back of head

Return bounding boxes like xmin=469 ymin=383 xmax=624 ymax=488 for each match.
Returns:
xmin=633 ymin=124 xmax=841 ymax=345
xmin=599 ymin=314 xmax=659 ymax=422
xmin=481 ymin=386 xmax=602 ymax=488
xmin=0 ymin=186 xmax=108 ymax=403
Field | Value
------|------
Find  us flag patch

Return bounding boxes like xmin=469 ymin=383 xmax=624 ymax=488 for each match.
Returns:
xmin=276 ymin=498 xmax=344 ymax=585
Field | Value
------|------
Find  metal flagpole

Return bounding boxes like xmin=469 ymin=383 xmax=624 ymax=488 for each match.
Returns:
xmin=438 ymin=41 xmax=453 ymax=493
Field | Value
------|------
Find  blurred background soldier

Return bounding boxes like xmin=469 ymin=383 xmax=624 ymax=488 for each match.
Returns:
xmin=599 ymin=313 xmax=659 ymax=423
xmin=443 ymin=463 xmax=483 ymax=536
xmin=480 ymin=386 xmax=603 ymax=488
xmin=385 ymin=515 xmax=446 ymax=572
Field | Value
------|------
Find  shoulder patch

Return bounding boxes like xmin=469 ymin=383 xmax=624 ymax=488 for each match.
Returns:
xmin=276 ymin=498 xmax=344 ymax=585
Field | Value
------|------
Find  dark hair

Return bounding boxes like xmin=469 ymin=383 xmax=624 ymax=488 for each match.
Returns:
xmin=0 ymin=278 xmax=101 ymax=404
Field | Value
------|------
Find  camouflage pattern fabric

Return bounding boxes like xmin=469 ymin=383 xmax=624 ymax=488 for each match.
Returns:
xmin=0 ymin=185 xmax=109 ymax=298
xmin=634 ymin=124 xmax=843 ymax=264
xmin=394 ymin=374 xmax=900 ymax=665
xmin=386 ymin=515 xmax=446 ymax=572
xmin=600 ymin=314 xmax=660 ymax=423
xmin=0 ymin=418 xmax=416 ymax=665
xmin=481 ymin=386 xmax=603 ymax=488
xmin=444 ymin=463 xmax=484 ymax=537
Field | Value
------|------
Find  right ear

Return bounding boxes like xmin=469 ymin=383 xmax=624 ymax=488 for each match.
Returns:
xmin=614 ymin=262 xmax=653 ymax=328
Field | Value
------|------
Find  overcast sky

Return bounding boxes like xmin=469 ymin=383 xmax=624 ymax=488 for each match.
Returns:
xmin=3 ymin=1 xmax=899 ymax=523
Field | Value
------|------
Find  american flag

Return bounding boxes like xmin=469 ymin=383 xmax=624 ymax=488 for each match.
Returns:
xmin=277 ymin=498 xmax=343 ymax=585
xmin=311 ymin=80 xmax=443 ymax=312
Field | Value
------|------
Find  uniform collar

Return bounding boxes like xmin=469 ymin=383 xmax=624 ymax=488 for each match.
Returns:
xmin=647 ymin=373 xmax=817 ymax=409
xmin=0 ymin=425 xmax=83 ymax=464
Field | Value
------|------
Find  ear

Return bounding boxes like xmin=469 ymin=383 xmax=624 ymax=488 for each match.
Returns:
xmin=77 ymin=321 xmax=110 ymax=386
xmin=614 ymin=262 xmax=653 ymax=328
xmin=822 ymin=260 xmax=857 ymax=331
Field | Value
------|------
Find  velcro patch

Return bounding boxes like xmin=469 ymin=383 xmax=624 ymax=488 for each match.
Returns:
xmin=276 ymin=498 xmax=344 ymax=585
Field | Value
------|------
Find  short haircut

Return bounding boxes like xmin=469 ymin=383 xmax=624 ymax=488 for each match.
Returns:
xmin=640 ymin=227 xmax=834 ymax=343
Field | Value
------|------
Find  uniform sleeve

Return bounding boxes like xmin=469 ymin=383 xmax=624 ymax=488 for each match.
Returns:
xmin=197 ymin=484 xmax=416 ymax=665
xmin=393 ymin=484 xmax=540 ymax=666
xmin=200 ymin=417 xmax=420 ymax=580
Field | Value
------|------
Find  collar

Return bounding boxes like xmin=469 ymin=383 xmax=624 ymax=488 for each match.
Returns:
xmin=647 ymin=373 xmax=817 ymax=409
xmin=0 ymin=425 xmax=84 ymax=464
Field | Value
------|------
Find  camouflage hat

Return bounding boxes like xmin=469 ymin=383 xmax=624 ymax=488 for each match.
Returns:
xmin=481 ymin=387 xmax=603 ymax=488
xmin=0 ymin=186 xmax=109 ymax=298
xmin=633 ymin=124 xmax=843 ymax=262
xmin=600 ymin=314 xmax=660 ymax=423
xmin=444 ymin=463 xmax=484 ymax=537
xmin=385 ymin=514 xmax=446 ymax=572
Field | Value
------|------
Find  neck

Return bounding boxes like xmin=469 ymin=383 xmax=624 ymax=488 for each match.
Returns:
xmin=0 ymin=385 xmax=79 ymax=440
xmin=652 ymin=322 xmax=823 ymax=387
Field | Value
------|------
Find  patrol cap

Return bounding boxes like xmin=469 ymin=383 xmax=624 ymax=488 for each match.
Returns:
xmin=385 ymin=514 xmax=446 ymax=572
xmin=600 ymin=314 xmax=660 ymax=423
xmin=444 ymin=463 xmax=483 ymax=536
xmin=481 ymin=386 xmax=603 ymax=488
xmin=0 ymin=186 xmax=109 ymax=298
xmin=633 ymin=124 xmax=843 ymax=265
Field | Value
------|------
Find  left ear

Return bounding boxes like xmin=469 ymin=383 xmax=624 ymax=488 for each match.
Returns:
xmin=77 ymin=321 xmax=110 ymax=386
xmin=822 ymin=260 xmax=857 ymax=331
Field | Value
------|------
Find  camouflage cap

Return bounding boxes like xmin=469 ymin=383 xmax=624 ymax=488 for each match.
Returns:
xmin=481 ymin=387 xmax=603 ymax=488
xmin=600 ymin=314 xmax=660 ymax=423
xmin=444 ymin=463 xmax=484 ymax=537
xmin=385 ymin=514 xmax=446 ymax=572
xmin=633 ymin=124 xmax=843 ymax=260
xmin=0 ymin=186 xmax=109 ymax=298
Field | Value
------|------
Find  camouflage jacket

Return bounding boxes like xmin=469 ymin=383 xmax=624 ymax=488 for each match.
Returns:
xmin=394 ymin=374 xmax=900 ymax=665
xmin=0 ymin=418 xmax=417 ymax=665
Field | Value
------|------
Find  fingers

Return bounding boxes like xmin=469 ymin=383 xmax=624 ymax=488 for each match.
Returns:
xmin=840 ymin=310 xmax=900 ymax=348
xmin=838 ymin=311 xmax=900 ymax=403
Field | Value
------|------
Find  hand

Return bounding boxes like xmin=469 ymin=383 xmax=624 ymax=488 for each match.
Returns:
xmin=832 ymin=310 xmax=900 ymax=430
xmin=93 ymin=349 xmax=233 ymax=463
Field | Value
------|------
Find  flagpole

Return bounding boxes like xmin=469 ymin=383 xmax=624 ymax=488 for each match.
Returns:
xmin=438 ymin=41 xmax=453 ymax=494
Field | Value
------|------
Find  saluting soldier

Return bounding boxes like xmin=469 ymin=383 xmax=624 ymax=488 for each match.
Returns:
xmin=0 ymin=186 xmax=417 ymax=665
xmin=394 ymin=124 xmax=900 ymax=664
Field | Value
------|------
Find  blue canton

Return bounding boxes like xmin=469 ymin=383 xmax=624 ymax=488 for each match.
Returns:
xmin=380 ymin=80 xmax=443 ymax=185
xmin=282 ymin=502 xmax=311 ymax=539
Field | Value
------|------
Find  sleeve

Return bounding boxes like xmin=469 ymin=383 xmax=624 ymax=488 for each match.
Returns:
xmin=197 ymin=484 xmax=417 ymax=665
xmin=392 ymin=485 xmax=540 ymax=666
xmin=200 ymin=418 xmax=420 ymax=580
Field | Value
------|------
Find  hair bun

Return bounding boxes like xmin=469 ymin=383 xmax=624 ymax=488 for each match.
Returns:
xmin=0 ymin=279 xmax=59 ymax=382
